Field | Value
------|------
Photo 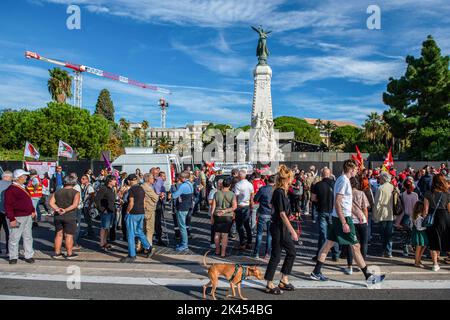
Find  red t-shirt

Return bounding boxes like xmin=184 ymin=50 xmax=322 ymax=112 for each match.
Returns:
xmin=252 ymin=179 xmax=266 ymax=204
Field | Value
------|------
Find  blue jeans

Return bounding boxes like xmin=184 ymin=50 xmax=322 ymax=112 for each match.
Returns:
xmin=32 ymin=198 xmax=42 ymax=221
xmin=176 ymin=210 xmax=189 ymax=249
xmin=380 ymin=220 xmax=394 ymax=256
xmin=317 ymin=212 xmax=340 ymax=258
xmin=126 ymin=214 xmax=151 ymax=257
xmin=254 ymin=215 xmax=272 ymax=256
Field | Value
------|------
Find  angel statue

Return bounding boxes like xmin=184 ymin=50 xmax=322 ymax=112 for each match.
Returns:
xmin=251 ymin=25 xmax=272 ymax=65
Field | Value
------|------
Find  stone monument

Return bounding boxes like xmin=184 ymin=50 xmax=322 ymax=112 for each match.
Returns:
xmin=249 ymin=26 xmax=284 ymax=162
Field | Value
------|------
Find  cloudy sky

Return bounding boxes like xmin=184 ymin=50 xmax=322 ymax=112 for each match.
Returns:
xmin=0 ymin=0 xmax=449 ymax=127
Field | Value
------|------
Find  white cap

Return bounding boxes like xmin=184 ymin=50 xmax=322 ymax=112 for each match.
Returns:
xmin=13 ymin=169 xmax=30 ymax=179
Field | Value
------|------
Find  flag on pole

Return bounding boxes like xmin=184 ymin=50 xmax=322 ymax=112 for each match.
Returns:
xmin=383 ymin=147 xmax=394 ymax=171
xmin=24 ymin=141 xmax=40 ymax=160
xmin=58 ymin=140 xmax=74 ymax=158
xmin=102 ymin=153 xmax=119 ymax=180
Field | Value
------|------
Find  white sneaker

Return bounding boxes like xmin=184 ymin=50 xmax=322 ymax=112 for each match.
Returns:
xmin=344 ymin=267 xmax=353 ymax=275
xmin=366 ymin=274 xmax=385 ymax=286
xmin=210 ymin=243 xmax=216 ymax=249
xmin=432 ymin=264 xmax=440 ymax=272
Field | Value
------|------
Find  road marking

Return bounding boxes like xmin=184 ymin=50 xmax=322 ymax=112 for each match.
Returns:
xmin=0 ymin=272 xmax=449 ymax=289
xmin=0 ymin=294 xmax=75 ymax=300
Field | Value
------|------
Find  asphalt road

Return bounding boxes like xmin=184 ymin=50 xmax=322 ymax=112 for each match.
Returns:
xmin=1 ymin=278 xmax=449 ymax=300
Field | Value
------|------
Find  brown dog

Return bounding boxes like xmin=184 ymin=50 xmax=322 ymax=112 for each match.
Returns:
xmin=202 ymin=250 xmax=264 ymax=300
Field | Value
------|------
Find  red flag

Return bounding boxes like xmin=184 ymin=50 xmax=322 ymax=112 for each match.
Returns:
xmin=24 ymin=141 xmax=40 ymax=160
xmin=355 ymin=145 xmax=363 ymax=165
xmin=383 ymin=147 xmax=394 ymax=170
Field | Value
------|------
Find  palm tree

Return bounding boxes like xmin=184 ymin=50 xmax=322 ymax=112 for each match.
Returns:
xmin=47 ymin=68 xmax=72 ymax=103
xmin=323 ymin=121 xmax=337 ymax=147
xmin=314 ymin=118 xmax=323 ymax=130
xmin=141 ymin=120 xmax=149 ymax=147
xmin=133 ymin=128 xmax=142 ymax=147
xmin=119 ymin=118 xmax=130 ymax=131
xmin=155 ymin=136 xmax=173 ymax=153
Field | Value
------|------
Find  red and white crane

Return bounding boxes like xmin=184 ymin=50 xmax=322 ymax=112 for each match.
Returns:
xmin=25 ymin=51 xmax=171 ymax=125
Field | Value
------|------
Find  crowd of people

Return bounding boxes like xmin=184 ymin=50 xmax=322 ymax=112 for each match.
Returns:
xmin=0 ymin=161 xmax=449 ymax=291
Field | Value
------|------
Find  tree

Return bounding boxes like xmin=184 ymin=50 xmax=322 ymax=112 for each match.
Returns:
xmin=155 ymin=136 xmax=173 ymax=153
xmin=331 ymin=125 xmax=363 ymax=152
xmin=133 ymin=128 xmax=142 ymax=147
xmin=47 ymin=68 xmax=72 ymax=103
xmin=383 ymin=35 xmax=450 ymax=159
xmin=119 ymin=118 xmax=130 ymax=131
xmin=0 ymin=102 xmax=110 ymax=158
xmin=273 ymin=116 xmax=321 ymax=144
xmin=95 ymin=89 xmax=115 ymax=122
xmin=141 ymin=120 xmax=149 ymax=147
xmin=314 ymin=119 xmax=323 ymax=130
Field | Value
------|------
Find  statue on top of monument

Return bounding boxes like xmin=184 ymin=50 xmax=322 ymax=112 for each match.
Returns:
xmin=251 ymin=25 xmax=271 ymax=65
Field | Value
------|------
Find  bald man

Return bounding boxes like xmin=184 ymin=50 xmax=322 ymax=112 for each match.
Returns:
xmin=311 ymin=168 xmax=340 ymax=261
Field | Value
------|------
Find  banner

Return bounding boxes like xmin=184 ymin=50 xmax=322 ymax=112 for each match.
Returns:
xmin=58 ymin=140 xmax=74 ymax=158
xmin=25 ymin=161 xmax=57 ymax=177
xmin=24 ymin=141 xmax=40 ymax=160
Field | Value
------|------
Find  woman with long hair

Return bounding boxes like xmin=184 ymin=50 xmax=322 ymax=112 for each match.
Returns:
xmin=424 ymin=174 xmax=450 ymax=271
xmin=264 ymin=165 xmax=298 ymax=295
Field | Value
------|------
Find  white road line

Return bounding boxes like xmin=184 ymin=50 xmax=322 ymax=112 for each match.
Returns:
xmin=0 ymin=272 xmax=449 ymax=289
xmin=0 ymin=294 xmax=75 ymax=300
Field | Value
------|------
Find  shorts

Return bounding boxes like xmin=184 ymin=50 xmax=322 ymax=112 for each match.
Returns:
xmin=213 ymin=216 xmax=233 ymax=233
xmin=54 ymin=214 xmax=77 ymax=235
xmin=327 ymin=217 xmax=358 ymax=245
xmin=101 ymin=212 xmax=114 ymax=229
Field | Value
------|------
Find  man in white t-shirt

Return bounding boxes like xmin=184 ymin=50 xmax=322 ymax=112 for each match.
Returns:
xmin=233 ymin=170 xmax=254 ymax=250
xmin=310 ymin=159 xmax=385 ymax=287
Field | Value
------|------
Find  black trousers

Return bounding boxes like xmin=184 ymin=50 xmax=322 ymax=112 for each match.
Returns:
xmin=155 ymin=199 xmax=164 ymax=240
xmin=121 ymin=204 xmax=128 ymax=240
xmin=0 ymin=213 xmax=9 ymax=253
xmin=235 ymin=206 xmax=252 ymax=245
xmin=264 ymin=223 xmax=297 ymax=281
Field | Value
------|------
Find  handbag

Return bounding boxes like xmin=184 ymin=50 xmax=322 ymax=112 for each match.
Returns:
xmin=424 ymin=193 xmax=443 ymax=228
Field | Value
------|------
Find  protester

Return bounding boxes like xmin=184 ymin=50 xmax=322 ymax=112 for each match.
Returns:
xmin=251 ymin=172 xmax=266 ymax=233
xmin=118 ymin=178 xmax=131 ymax=241
xmin=210 ymin=178 xmax=236 ymax=257
xmin=264 ymin=165 xmax=297 ymax=295
xmin=253 ymin=174 xmax=275 ymax=260
xmin=207 ymin=178 xmax=223 ymax=249
xmin=95 ymin=175 xmax=117 ymax=251
xmin=49 ymin=176 xmax=80 ymax=259
xmin=411 ymin=201 xmax=428 ymax=268
xmin=0 ymin=171 xmax=13 ymax=254
xmin=423 ymin=174 xmax=450 ymax=272
xmin=27 ymin=169 xmax=43 ymax=227
xmin=343 ymin=177 xmax=370 ymax=275
xmin=311 ymin=168 xmax=339 ymax=261
xmin=398 ymin=179 xmax=419 ymax=255
xmin=121 ymin=174 xmax=153 ymax=262
xmin=289 ymin=174 xmax=303 ymax=217
xmin=69 ymin=173 xmax=83 ymax=249
xmin=233 ymin=170 xmax=254 ymax=250
xmin=417 ymin=165 xmax=432 ymax=199
xmin=152 ymin=169 xmax=167 ymax=246
xmin=137 ymin=173 xmax=158 ymax=253
xmin=310 ymin=160 xmax=385 ymax=285
xmin=41 ymin=172 xmax=51 ymax=215
xmin=171 ymin=171 xmax=194 ymax=252
xmin=169 ymin=173 xmax=182 ymax=241
xmin=80 ymin=174 xmax=96 ymax=239
xmin=50 ymin=165 xmax=65 ymax=193
xmin=5 ymin=169 xmax=36 ymax=264
xmin=374 ymin=171 xmax=395 ymax=258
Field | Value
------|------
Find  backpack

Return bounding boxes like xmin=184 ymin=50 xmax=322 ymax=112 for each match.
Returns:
xmin=392 ymin=187 xmax=403 ymax=216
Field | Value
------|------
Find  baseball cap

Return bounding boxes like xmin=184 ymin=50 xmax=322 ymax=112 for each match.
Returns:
xmin=13 ymin=169 xmax=30 ymax=179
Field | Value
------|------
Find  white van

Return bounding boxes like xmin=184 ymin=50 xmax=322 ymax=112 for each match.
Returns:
xmin=111 ymin=150 xmax=192 ymax=190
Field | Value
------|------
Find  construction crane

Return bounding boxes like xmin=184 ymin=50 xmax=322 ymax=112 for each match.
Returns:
xmin=158 ymin=98 xmax=169 ymax=128
xmin=25 ymin=50 xmax=171 ymax=125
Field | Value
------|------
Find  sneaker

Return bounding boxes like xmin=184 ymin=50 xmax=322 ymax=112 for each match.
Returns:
xmin=253 ymin=254 xmax=260 ymax=259
xmin=344 ymin=267 xmax=353 ymax=275
xmin=383 ymin=253 xmax=393 ymax=258
xmin=24 ymin=258 xmax=35 ymax=264
xmin=210 ymin=243 xmax=216 ymax=249
xmin=72 ymin=245 xmax=82 ymax=251
xmin=175 ymin=246 xmax=189 ymax=252
xmin=366 ymin=274 xmax=385 ymax=286
xmin=120 ymin=256 xmax=136 ymax=263
xmin=432 ymin=264 xmax=440 ymax=272
xmin=144 ymin=247 xmax=153 ymax=258
xmin=65 ymin=254 xmax=78 ymax=260
xmin=310 ymin=272 xmax=328 ymax=281
xmin=9 ymin=259 xmax=17 ymax=265
xmin=51 ymin=253 xmax=65 ymax=260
